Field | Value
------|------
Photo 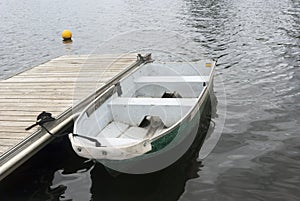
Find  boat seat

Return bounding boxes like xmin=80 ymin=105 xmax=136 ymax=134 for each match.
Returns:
xmin=108 ymin=97 xmax=197 ymax=127
xmin=134 ymin=76 xmax=210 ymax=83
xmin=134 ymin=76 xmax=208 ymax=98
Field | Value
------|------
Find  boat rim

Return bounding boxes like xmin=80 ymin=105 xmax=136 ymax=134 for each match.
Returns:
xmin=71 ymin=59 xmax=216 ymax=146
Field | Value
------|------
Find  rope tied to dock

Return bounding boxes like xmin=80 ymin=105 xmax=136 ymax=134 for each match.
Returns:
xmin=25 ymin=111 xmax=56 ymax=135
xmin=25 ymin=111 xmax=104 ymax=146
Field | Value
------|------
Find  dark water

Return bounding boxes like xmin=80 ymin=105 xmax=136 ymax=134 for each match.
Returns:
xmin=1 ymin=0 xmax=300 ymax=200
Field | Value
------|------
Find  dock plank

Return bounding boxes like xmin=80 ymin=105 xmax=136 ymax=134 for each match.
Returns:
xmin=0 ymin=127 xmax=38 ymax=133
xmin=0 ymin=115 xmax=36 ymax=122
xmin=0 ymin=138 xmax=24 ymax=146
xmin=0 ymin=54 xmax=137 ymax=157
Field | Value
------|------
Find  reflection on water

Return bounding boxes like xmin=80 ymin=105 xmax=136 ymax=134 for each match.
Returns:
xmin=0 ymin=0 xmax=299 ymax=200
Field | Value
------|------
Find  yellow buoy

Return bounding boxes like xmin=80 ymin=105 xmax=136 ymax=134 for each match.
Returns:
xmin=205 ymin=63 xmax=212 ymax=67
xmin=62 ymin=30 xmax=72 ymax=41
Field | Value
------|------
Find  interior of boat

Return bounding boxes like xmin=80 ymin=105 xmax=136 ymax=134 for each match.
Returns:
xmin=73 ymin=61 xmax=212 ymax=147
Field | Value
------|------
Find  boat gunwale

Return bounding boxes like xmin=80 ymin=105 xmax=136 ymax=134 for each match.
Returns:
xmin=72 ymin=60 xmax=216 ymax=150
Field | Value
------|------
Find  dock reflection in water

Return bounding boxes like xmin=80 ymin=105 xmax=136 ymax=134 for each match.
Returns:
xmin=0 ymin=92 xmax=216 ymax=201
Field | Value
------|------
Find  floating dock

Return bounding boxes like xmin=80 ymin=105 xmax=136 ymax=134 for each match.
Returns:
xmin=0 ymin=53 xmax=149 ymax=180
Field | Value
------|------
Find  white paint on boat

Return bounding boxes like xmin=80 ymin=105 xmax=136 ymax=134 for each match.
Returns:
xmin=69 ymin=59 xmax=215 ymax=160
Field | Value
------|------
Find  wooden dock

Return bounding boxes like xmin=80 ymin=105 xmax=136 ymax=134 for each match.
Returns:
xmin=0 ymin=53 xmax=148 ymax=180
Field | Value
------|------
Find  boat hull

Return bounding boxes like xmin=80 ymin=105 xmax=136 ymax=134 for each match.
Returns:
xmin=98 ymin=87 xmax=212 ymax=174
xmin=69 ymin=58 xmax=216 ymax=173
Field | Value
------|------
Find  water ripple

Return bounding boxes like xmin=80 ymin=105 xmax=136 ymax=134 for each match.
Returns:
xmin=0 ymin=0 xmax=299 ymax=200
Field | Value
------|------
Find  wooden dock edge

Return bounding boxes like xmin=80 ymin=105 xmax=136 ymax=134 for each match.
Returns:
xmin=0 ymin=53 xmax=152 ymax=181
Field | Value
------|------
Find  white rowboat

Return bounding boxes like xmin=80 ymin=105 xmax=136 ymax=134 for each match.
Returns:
xmin=69 ymin=55 xmax=216 ymax=168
